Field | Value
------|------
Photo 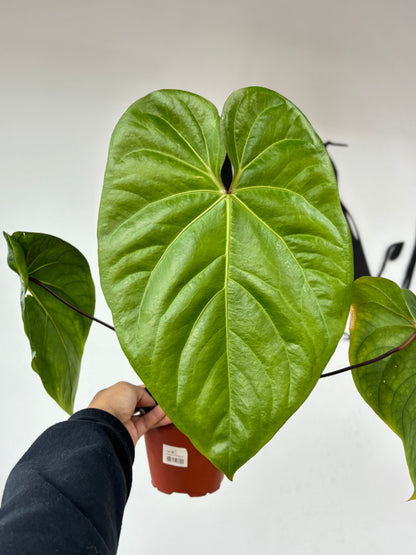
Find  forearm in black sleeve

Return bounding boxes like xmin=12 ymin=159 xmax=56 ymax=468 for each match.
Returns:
xmin=0 ymin=408 xmax=135 ymax=555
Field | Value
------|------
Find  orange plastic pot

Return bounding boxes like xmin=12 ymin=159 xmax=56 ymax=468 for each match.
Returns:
xmin=144 ymin=424 xmax=224 ymax=496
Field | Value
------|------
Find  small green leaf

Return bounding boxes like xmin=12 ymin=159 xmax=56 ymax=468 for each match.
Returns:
xmin=350 ymin=276 xmax=416 ymax=498
xmin=4 ymin=232 xmax=95 ymax=413
xmin=98 ymin=88 xmax=353 ymax=477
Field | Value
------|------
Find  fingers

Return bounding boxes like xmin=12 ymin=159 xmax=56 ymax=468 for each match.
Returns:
xmin=88 ymin=381 xmax=171 ymax=444
xmin=135 ymin=385 xmax=157 ymax=409
xmin=133 ymin=404 xmax=172 ymax=438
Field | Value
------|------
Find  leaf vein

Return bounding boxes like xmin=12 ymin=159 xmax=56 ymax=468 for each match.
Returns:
xmin=109 ymin=190 xmax=221 ymax=239
xmin=239 ymin=103 xmax=283 ymax=168
xmin=124 ymin=148 xmax=214 ymax=180
xmin=229 ymin=278 xmax=293 ymax=403
xmin=176 ymin=97 xmax=212 ymax=170
xmin=233 ymin=195 xmax=330 ymax=342
xmin=28 ymin=288 xmax=72 ymax=368
xmin=136 ymin=196 xmax=225 ymax=348
xmin=177 ymin=287 xmax=225 ymax=370
xmin=236 ymin=185 xmax=342 ymax=243
xmin=241 ymin=138 xmax=307 ymax=173
xmin=137 ymin=113 xmax=212 ymax=174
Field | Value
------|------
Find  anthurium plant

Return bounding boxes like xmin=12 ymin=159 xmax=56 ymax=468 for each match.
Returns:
xmin=4 ymin=87 xmax=416 ymax=492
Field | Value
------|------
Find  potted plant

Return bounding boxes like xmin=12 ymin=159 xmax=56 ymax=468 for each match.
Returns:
xmin=4 ymin=87 xmax=416 ymax=497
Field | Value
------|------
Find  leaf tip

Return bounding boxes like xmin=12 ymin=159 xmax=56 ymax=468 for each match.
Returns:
xmin=4 ymin=231 xmax=30 ymax=291
xmin=407 ymin=490 xmax=416 ymax=502
xmin=3 ymin=231 xmax=13 ymax=262
xmin=5 ymin=235 xmax=19 ymax=277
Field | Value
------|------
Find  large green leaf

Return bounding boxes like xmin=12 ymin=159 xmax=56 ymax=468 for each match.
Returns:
xmin=4 ymin=231 xmax=95 ymax=413
xmin=98 ymin=87 xmax=353 ymax=478
xmin=350 ymin=276 xmax=416 ymax=498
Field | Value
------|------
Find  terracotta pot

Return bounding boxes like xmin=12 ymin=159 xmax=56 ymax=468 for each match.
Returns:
xmin=144 ymin=424 xmax=224 ymax=496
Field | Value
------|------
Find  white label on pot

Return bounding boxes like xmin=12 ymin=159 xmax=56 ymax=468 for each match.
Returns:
xmin=162 ymin=444 xmax=188 ymax=468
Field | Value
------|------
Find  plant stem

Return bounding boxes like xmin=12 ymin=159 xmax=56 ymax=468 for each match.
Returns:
xmin=28 ymin=277 xmax=115 ymax=331
xmin=320 ymin=328 xmax=416 ymax=378
xmin=28 ymin=276 xmax=416 ymax=378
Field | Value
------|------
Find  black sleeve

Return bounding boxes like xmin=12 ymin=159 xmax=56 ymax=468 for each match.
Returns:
xmin=0 ymin=408 xmax=135 ymax=555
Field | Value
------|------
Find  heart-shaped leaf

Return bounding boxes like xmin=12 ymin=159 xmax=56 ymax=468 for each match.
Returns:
xmin=98 ymin=87 xmax=353 ymax=477
xmin=350 ymin=276 xmax=416 ymax=498
xmin=4 ymin=231 xmax=95 ymax=413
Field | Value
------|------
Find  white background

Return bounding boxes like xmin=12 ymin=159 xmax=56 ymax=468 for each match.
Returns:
xmin=1 ymin=1 xmax=416 ymax=553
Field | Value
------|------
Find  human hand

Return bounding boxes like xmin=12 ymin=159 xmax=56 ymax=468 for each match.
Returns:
xmin=88 ymin=381 xmax=171 ymax=446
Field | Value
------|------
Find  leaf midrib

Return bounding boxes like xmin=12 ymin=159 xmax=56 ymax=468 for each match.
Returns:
xmin=224 ymin=195 xmax=232 ymax=473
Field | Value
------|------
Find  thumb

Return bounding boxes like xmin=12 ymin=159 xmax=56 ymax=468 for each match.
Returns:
xmin=133 ymin=405 xmax=171 ymax=438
